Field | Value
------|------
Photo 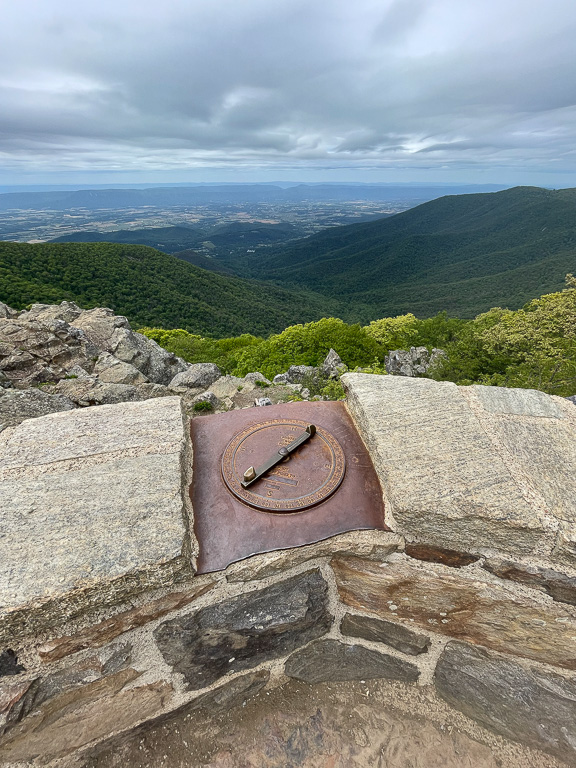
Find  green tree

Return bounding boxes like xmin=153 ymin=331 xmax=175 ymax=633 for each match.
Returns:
xmin=430 ymin=275 xmax=576 ymax=396
xmin=364 ymin=313 xmax=420 ymax=351
xmin=233 ymin=317 xmax=382 ymax=379
xmin=139 ymin=327 xmax=261 ymax=373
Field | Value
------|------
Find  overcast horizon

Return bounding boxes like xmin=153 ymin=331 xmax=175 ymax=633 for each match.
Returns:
xmin=2 ymin=0 xmax=576 ymax=188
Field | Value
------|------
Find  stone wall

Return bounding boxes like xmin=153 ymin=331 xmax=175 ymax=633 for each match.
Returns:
xmin=1 ymin=374 xmax=575 ymax=767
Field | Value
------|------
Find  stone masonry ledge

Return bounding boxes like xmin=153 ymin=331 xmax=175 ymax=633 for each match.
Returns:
xmin=341 ymin=374 xmax=576 ymax=565
xmin=0 ymin=397 xmax=193 ymax=644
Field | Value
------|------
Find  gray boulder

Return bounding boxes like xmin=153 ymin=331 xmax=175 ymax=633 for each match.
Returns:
xmin=170 ymin=363 xmax=221 ymax=389
xmin=0 ymin=301 xmax=188 ymax=392
xmin=286 ymin=365 xmax=317 ymax=384
xmin=136 ymin=383 xmax=176 ymax=400
xmin=19 ymin=301 xmax=83 ymax=325
xmin=385 ymin=347 xmax=446 ymax=377
xmin=68 ymin=306 xmax=130 ymax=350
xmin=0 ymin=389 xmax=76 ymax=430
xmin=93 ymin=352 xmax=149 ymax=385
xmin=113 ymin=330 xmax=188 ymax=385
xmin=273 ymin=373 xmax=289 ymax=385
xmin=72 ymin=307 xmax=188 ymax=385
xmin=0 ymin=314 xmax=97 ymax=388
xmin=244 ymin=372 xmax=271 ymax=385
xmin=210 ymin=375 xmax=245 ymax=399
xmin=0 ymin=302 xmax=17 ymax=319
xmin=46 ymin=377 xmax=141 ymax=407
xmin=321 ymin=349 xmax=347 ymax=379
xmin=567 ymin=395 xmax=576 ymax=405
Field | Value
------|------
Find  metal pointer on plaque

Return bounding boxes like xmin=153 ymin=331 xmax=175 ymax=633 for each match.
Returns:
xmin=241 ymin=424 xmax=316 ymax=488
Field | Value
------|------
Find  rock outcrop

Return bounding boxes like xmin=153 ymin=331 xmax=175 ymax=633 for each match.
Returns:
xmin=385 ymin=346 xmax=446 ymax=376
xmin=0 ymin=389 xmax=76 ymax=431
xmin=0 ymin=302 xmax=351 ymax=427
xmin=0 ymin=301 xmax=188 ymax=391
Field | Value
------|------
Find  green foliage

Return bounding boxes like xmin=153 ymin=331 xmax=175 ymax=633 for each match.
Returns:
xmin=139 ymin=327 xmax=261 ymax=373
xmin=365 ymin=313 xmax=419 ymax=350
xmin=410 ymin=312 xmax=468 ymax=349
xmin=193 ymin=400 xmax=214 ymax=412
xmin=231 ymin=317 xmax=382 ymax=379
xmin=320 ymin=379 xmax=346 ymax=400
xmin=144 ymin=279 xmax=576 ymax=399
xmin=430 ymin=275 xmax=576 ymax=396
xmin=352 ymin=361 xmax=388 ymax=375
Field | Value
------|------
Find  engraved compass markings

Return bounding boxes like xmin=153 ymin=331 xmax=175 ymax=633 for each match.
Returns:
xmin=221 ymin=419 xmax=346 ymax=513
xmin=241 ymin=423 xmax=316 ymax=488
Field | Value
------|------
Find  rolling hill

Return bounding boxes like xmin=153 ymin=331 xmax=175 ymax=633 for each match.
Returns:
xmin=48 ymin=222 xmax=302 ymax=255
xmin=226 ymin=186 xmax=576 ymax=318
xmin=49 ymin=226 xmax=205 ymax=254
xmin=0 ymin=242 xmax=339 ymax=337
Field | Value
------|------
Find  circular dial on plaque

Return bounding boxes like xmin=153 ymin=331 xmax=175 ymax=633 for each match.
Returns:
xmin=221 ymin=418 xmax=346 ymax=513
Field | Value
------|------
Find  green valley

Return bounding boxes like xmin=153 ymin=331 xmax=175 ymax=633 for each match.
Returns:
xmin=224 ymin=186 xmax=576 ymax=318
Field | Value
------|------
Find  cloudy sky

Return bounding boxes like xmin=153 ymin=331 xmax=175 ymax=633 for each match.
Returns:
xmin=2 ymin=0 xmax=576 ymax=185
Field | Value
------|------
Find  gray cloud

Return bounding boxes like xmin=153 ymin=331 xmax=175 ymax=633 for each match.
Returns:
xmin=1 ymin=0 xmax=576 ymax=183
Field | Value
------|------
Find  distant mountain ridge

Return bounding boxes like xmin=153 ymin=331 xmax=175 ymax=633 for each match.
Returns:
xmin=0 ymin=183 xmax=505 ymax=211
xmin=226 ymin=186 xmax=576 ymax=318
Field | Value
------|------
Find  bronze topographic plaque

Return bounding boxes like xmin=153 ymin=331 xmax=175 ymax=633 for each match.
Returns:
xmin=190 ymin=401 xmax=388 ymax=573
xmin=221 ymin=419 xmax=346 ymax=513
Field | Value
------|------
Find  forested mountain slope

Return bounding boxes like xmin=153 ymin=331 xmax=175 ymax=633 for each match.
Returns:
xmin=49 ymin=222 xmax=301 ymax=255
xmin=228 ymin=186 xmax=576 ymax=318
xmin=0 ymin=242 xmax=338 ymax=337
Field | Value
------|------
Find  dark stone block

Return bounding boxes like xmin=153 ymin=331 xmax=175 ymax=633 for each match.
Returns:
xmin=285 ymin=639 xmax=420 ymax=684
xmin=187 ymin=670 xmax=270 ymax=713
xmin=435 ymin=641 xmax=576 ymax=765
xmin=341 ymin=613 xmax=430 ymax=656
xmin=0 ymin=649 xmax=24 ymax=677
xmin=483 ymin=559 xmax=576 ymax=606
xmin=154 ymin=570 xmax=332 ymax=690
xmin=405 ymin=543 xmax=479 ymax=568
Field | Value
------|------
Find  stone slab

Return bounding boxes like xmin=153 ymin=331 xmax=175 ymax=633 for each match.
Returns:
xmin=341 ymin=374 xmax=570 ymax=558
xmin=469 ymin=384 xmax=565 ymax=418
xmin=38 ymin=579 xmax=216 ymax=663
xmin=435 ymin=641 xmax=576 ymax=765
xmin=0 ymin=669 xmax=173 ymax=763
xmin=332 ymin=556 xmax=576 ymax=670
xmin=341 ymin=612 xmax=430 ymax=655
xmin=483 ymin=559 xmax=576 ymax=606
xmin=154 ymin=570 xmax=332 ymax=690
xmin=467 ymin=386 xmax=576 ymax=524
xmin=0 ymin=397 xmax=192 ymax=642
xmin=285 ymin=639 xmax=419 ymax=683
